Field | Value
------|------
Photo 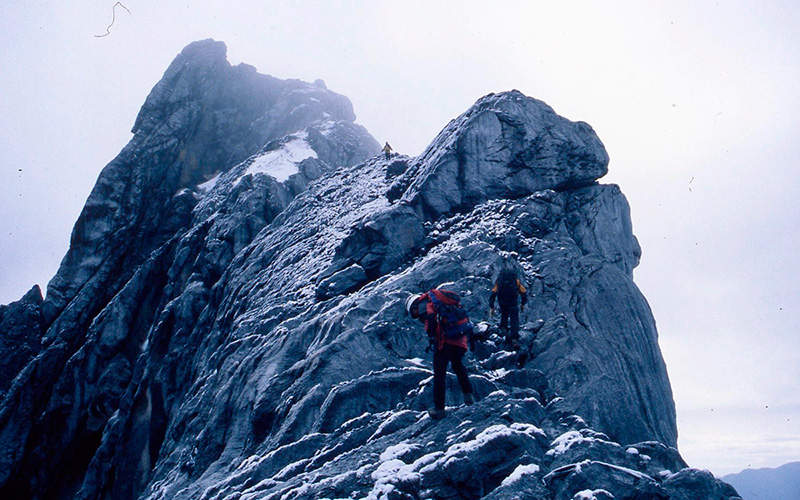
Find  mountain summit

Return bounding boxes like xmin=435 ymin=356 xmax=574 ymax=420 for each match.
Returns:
xmin=0 ymin=40 xmax=740 ymax=500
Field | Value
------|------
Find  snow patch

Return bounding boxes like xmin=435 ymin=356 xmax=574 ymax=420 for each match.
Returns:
xmin=574 ymin=489 xmax=615 ymax=499
xmin=422 ymin=424 xmax=540 ymax=474
xmin=486 ymin=389 xmax=509 ymax=399
xmin=314 ymin=119 xmax=337 ymax=136
xmin=510 ymin=422 xmax=547 ymax=438
xmin=488 ymin=368 xmax=510 ymax=380
xmin=547 ymin=430 xmax=609 ymax=456
xmin=379 ymin=442 xmax=417 ymax=462
xmin=500 ymin=463 xmax=540 ymax=487
xmin=444 ymin=425 xmax=514 ymax=459
xmin=197 ymin=172 xmax=222 ymax=192
xmin=238 ymin=132 xmax=316 ymax=184
xmin=361 ymin=451 xmax=442 ymax=500
xmin=338 ymin=411 xmax=372 ymax=430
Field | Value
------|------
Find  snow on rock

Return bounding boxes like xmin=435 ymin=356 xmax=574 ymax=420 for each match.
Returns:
xmin=549 ymin=430 xmax=604 ymax=456
xmin=197 ymin=171 xmax=222 ymax=192
xmin=573 ymin=489 xmax=615 ymax=500
xmin=378 ymin=442 xmax=420 ymax=462
xmin=238 ymin=132 xmax=317 ymax=184
xmin=500 ymin=463 xmax=541 ymax=487
xmin=510 ymin=422 xmax=547 ymax=438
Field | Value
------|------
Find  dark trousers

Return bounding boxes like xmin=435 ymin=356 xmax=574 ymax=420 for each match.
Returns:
xmin=499 ymin=306 xmax=520 ymax=341
xmin=433 ymin=344 xmax=473 ymax=410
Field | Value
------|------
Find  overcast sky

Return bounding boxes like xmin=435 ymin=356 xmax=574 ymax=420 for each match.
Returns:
xmin=1 ymin=1 xmax=798 ymax=477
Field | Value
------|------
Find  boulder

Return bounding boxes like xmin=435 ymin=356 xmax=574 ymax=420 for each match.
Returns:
xmin=388 ymin=90 xmax=609 ymax=219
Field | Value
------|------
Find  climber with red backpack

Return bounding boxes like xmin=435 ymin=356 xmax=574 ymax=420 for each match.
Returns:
xmin=406 ymin=287 xmax=475 ymax=420
xmin=489 ymin=265 xmax=528 ymax=350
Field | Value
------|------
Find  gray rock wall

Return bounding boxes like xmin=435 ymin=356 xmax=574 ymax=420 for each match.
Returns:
xmin=0 ymin=286 xmax=44 ymax=399
xmin=0 ymin=42 xmax=739 ymax=500
xmin=0 ymin=39 xmax=378 ymax=500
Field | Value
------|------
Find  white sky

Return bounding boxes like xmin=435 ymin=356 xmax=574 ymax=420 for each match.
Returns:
xmin=1 ymin=0 xmax=798 ymax=477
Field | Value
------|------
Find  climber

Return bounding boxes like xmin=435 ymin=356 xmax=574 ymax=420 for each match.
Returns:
xmin=489 ymin=265 xmax=528 ymax=350
xmin=406 ymin=288 xmax=475 ymax=420
xmin=382 ymin=142 xmax=393 ymax=159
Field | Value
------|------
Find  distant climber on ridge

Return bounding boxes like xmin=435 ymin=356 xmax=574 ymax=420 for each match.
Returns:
xmin=489 ymin=261 xmax=528 ymax=350
xmin=382 ymin=141 xmax=393 ymax=159
xmin=406 ymin=287 xmax=475 ymax=420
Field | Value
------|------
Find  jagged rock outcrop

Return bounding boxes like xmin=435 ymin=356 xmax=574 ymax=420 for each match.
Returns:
xmin=0 ymin=40 xmax=740 ymax=500
xmin=44 ymin=39 xmax=376 ymax=324
xmin=0 ymin=39 xmax=379 ymax=500
xmin=386 ymin=91 xmax=609 ymax=217
xmin=0 ymin=286 xmax=44 ymax=399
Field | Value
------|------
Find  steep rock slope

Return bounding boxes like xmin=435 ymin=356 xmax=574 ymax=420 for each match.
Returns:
xmin=0 ymin=43 xmax=740 ymax=500
xmin=0 ymin=39 xmax=379 ymax=500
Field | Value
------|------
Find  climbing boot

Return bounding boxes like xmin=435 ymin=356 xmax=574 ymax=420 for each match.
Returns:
xmin=507 ymin=338 xmax=521 ymax=351
xmin=427 ymin=408 xmax=446 ymax=420
xmin=464 ymin=392 xmax=475 ymax=405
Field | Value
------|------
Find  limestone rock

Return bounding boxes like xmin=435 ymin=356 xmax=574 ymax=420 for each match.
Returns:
xmin=0 ymin=39 xmax=378 ymax=500
xmin=0 ymin=42 xmax=739 ymax=500
xmin=0 ymin=286 xmax=44 ymax=398
xmin=315 ymin=263 xmax=369 ymax=300
xmin=388 ymin=90 xmax=609 ymax=219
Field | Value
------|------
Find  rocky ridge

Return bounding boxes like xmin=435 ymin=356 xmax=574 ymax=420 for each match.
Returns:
xmin=0 ymin=40 xmax=740 ymax=500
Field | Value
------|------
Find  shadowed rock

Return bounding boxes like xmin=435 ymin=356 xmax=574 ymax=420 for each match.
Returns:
xmin=0 ymin=286 xmax=44 ymax=398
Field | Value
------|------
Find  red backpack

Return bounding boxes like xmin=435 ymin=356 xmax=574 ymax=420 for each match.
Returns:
xmin=428 ymin=289 xmax=474 ymax=338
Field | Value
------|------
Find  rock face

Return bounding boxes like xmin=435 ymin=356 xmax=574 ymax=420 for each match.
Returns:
xmin=0 ymin=286 xmax=44 ymax=400
xmin=0 ymin=40 xmax=740 ymax=500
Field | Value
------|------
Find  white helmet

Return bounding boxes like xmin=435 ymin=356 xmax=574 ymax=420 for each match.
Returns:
xmin=405 ymin=294 xmax=422 ymax=317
